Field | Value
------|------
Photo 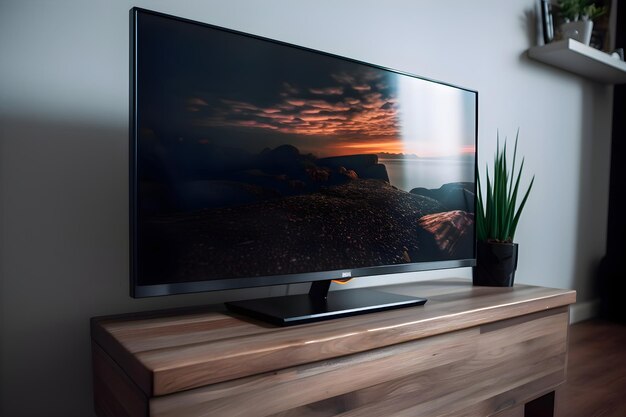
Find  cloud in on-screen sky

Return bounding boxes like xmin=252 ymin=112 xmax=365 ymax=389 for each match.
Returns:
xmin=138 ymin=14 xmax=474 ymax=158
xmin=190 ymin=68 xmax=406 ymax=155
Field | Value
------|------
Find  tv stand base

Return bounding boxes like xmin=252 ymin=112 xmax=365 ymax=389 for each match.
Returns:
xmin=226 ymin=286 xmax=427 ymax=325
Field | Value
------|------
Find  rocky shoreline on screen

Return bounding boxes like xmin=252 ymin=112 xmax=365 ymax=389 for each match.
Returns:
xmin=138 ymin=144 xmax=475 ymax=284
xmin=140 ymin=178 xmax=475 ymax=285
xmin=140 ymin=144 xmax=393 ymax=212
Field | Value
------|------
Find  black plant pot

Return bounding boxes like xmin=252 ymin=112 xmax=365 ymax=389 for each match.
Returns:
xmin=473 ymin=241 xmax=519 ymax=287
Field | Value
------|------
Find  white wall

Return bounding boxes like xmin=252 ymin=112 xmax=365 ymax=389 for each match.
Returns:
xmin=0 ymin=1 xmax=612 ymax=416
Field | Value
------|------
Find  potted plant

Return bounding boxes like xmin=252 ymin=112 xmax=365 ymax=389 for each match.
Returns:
xmin=474 ymin=131 xmax=534 ymax=287
xmin=557 ymin=0 xmax=607 ymax=45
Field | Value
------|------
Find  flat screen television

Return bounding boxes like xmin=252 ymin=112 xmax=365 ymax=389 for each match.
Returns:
xmin=130 ymin=8 xmax=478 ymax=325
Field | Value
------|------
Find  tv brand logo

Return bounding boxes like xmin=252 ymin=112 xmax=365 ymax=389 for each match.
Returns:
xmin=341 ymin=272 xmax=352 ymax=278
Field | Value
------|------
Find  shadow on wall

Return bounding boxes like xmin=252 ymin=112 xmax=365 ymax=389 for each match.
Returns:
xmin=520 ymin=6 xmax=539 ymax=47
xmin=516 ymin=6 xmax=613 ymax=306
xmin=0 ymin=115 xmax=287 ymax=417
xmin=576 ymin=83 xmax=613 ymax=303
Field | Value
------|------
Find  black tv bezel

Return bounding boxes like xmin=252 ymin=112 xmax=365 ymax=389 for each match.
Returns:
xmin=129 ymin=7 xmax=479 ymax=298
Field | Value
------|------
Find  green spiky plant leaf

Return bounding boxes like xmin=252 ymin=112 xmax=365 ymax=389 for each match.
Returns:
xmin=476 ymin=130 xmax=535 ymax=243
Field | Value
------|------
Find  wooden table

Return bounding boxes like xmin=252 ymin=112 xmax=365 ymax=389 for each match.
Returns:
xmin=91 ymin=279 xmax=576 ymax=417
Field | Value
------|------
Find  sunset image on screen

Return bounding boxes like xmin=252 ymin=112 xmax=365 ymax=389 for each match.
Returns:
xmin=136 ymin=11 xmax=477 ymax=285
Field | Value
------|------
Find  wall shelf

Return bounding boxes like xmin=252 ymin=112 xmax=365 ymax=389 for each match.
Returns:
xmin=528 ymin=39 xmax=626 ymax=84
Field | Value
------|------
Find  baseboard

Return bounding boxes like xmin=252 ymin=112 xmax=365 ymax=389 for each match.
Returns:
xmin=570 ymin=299 xmax=600 ymax=323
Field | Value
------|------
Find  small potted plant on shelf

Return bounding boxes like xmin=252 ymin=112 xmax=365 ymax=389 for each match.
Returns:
xmin=474 ymin=131 xmax=535 ymax=287
xmin=557 ymin=0 xmax=607 ymax=45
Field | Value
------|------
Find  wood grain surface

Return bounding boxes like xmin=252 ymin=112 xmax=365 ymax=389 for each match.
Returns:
xmin=91 ymin=279 xmax=575 ymax=397
xmin=92 ymin=343 xmax=148 ymax=417
xmin=148 ymin=309 xmax=569 ymax=417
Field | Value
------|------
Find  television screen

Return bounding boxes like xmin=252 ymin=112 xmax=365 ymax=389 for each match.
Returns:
xmin=131 ymin=9 xmax=477 ymax=297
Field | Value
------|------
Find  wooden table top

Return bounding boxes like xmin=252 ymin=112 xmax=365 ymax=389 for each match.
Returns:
xmin=91 ymin=279 xmax=576 ymax=396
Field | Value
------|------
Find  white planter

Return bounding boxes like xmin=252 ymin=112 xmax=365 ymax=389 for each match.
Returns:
xmin=560 ymin=20 xmax=594 ymax=45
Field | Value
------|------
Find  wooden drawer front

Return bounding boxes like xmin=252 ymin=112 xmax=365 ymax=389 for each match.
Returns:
xmin=149 ymin=308 xmax=569 ymax=417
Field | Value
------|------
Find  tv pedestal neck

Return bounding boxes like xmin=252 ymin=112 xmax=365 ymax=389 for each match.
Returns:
xmin=91 ymin=278 xmax=575 ymax=417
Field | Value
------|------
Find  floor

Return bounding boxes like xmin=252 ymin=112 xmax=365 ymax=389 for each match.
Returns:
xmin=559 ymin=319 xmax=626 ymax=417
